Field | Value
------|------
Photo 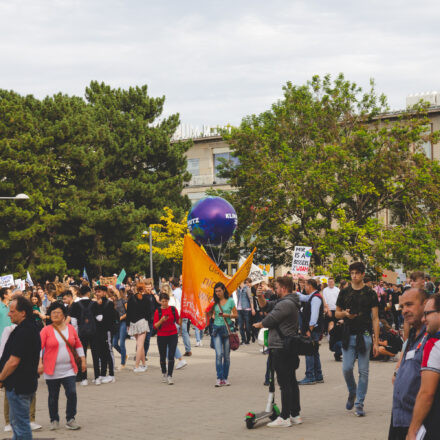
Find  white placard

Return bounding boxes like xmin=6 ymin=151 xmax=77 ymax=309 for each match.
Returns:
xmin=291 ymin=246 xmax=313 ymax=275
xmin=0 ymin=275 xmax=14 ymax=288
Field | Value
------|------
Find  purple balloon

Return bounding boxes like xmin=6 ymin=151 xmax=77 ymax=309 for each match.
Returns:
xmin=187 ymin=197 xmax=237 ymax=245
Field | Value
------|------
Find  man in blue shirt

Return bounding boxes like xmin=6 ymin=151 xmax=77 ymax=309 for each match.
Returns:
xmin=298 ymin=278 xmax=324 ymax=385
xmin=388 ymin=287 xmax=428 ymax=440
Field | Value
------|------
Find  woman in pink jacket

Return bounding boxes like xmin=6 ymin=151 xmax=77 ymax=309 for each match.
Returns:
xmin=38 ymin=302 xmax=86 ymax=431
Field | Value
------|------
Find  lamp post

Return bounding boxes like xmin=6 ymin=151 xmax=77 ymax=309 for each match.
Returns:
xmin=0 ymin=193 xmax=29 ymax=200
xmin=142 ymin=227 xmax=153 ymax=280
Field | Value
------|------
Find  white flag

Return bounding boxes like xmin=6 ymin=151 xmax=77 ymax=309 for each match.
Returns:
xmin=26 ymin=271 xmax=34 ymax=287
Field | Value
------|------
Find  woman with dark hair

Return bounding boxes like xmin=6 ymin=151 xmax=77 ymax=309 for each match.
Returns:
xmin=112 ymin=288 xmax=128 ymax=370
xmin=210 ymin=282 xmax=237 ymax=387
xmin=30 ymin=292 xmax=45 ymax=331
xmin=38 ymin=302 xmax=86 ymax=430
xmin=153 ymin=292 xmax=179 ymax=385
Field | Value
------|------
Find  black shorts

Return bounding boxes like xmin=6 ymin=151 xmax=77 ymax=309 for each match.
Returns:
xmin=324 ymin=310 xmax=337 ymax=327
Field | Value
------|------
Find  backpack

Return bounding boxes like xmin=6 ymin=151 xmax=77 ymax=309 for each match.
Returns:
xmin=78 ymin=301 xmax=96 ymax=338
xmin=158 ymin=306 xmax=178 ymax=323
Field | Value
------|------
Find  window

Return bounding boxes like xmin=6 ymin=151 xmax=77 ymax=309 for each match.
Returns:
xmin=187 ymin=158 xmax=200 ymax=176
xmin=421 ymin=124 xmax=433 ymax=159
xmin=213 ymin=152 xmax=239 ymax=178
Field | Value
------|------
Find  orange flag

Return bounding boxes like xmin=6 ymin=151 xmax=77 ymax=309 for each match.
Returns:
xmin=181 ymin=235 xmax=256 ymax=329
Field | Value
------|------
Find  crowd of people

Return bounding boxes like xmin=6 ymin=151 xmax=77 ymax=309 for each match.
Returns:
xmin=0 ymin=266 xmax=439 ymax=438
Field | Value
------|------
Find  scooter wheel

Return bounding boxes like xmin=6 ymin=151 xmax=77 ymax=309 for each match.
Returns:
xmin=246 ymin=418 xmax=255 ymax=429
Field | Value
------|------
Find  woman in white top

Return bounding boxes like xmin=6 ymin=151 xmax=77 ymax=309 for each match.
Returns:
xmin=38 ymin=302 xmax=85 ymax=431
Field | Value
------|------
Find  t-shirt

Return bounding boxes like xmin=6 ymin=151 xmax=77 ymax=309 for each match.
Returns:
xmin=0 ymin=303 xmax=11 ymax=340
xmin=213 ymin=298 xmax=235 ymax=327
xmin=0 ymin=318 xmax=41 ymax=394
xmin=322 ymin=286 xmax=340 ymax=311
xmin=336 ymin=285 xmax=379 ymax=334
xmin=43 ymin=328 xmax=75 ymax=380
xmin=153 ymin=307 xmax=179 ymax=337
xmin=173 ymin=288 xmax=182 ymax=313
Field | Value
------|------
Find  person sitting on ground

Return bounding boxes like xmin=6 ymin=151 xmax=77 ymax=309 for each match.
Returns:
xmin=374 ymin=319 xmax=402 ymax=361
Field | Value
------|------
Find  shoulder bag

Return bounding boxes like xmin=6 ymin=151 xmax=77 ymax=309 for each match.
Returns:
xmin=275 ymin=326 xmax=317 ymax=356
xmin=218 ymin=303 xmax=240 ymax=351
xmin=53 ymin=325 xmax=82 ymax=371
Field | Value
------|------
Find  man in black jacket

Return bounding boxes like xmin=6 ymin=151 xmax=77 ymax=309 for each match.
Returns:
xmin=254 ymin=276 xmax=301 ymax=428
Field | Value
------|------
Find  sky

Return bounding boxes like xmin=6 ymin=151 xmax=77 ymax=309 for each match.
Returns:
xmin=1 ymin=0 xmax=440 ymax=128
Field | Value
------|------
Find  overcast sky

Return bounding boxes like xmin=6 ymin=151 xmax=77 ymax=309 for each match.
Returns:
xmin=1 ymin=0 xmax=440 ymax=128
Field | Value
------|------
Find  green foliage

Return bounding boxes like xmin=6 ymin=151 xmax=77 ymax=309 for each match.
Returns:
xmin=218 ymin=73 xmax=440 ymax=277
xmin=0 ymin=83 xmax=191 ymax=280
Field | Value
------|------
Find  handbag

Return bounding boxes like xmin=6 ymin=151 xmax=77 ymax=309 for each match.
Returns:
xmin=53 ymin=325 xmax=82 ymax=371
xmin=275 ymin=326 xmax=317 ymax=356
xmin=217 ymin=303 xmax=240 ymax=351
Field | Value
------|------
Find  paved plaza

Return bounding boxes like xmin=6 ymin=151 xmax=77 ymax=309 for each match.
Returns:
xmin=12 ymin=335 xmax=395 ymax=440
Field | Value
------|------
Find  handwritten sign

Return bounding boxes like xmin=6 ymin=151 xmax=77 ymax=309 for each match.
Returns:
xmin=100 ymin=276 xmax=117 ymax=286
xmin=291 ymin=246 xmax=312 ymax=275
xmin=0 ymin=275 xmax=14 ymax=288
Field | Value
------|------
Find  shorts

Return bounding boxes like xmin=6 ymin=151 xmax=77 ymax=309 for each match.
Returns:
xmin=324 ymin=310 xmax=337 ymax=327
xmin=128 ymin=318 xmax=149 ymax=336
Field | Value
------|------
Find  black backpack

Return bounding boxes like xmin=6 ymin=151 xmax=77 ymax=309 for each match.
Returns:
xmin=158 ymin=306 xmax=178 ymax=322
xmin=78 ymin=301 xmax=96 ymax=338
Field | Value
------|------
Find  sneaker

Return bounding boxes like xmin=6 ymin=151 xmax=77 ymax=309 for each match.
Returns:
xmin=30 ymin=422 xmax=42 ymax=430
xmin=101 ymin=375 xmax=115 ymax=384
xmin=66 ymin=418 xmax=81 ymax=430
xmin=263 ymin=380 xmax=270 ymax=386
xmin=140 ymin=365 xmax=148 ymax=372
xmin=298 ymin=378 xmax=316 ymax=385
xmin=215 ymin=379 xmax=222 ymax=387
xmin=49 ymin=421 xmax=59 ymax=430
xmin=196 ymin=341 xmax=201 ymax=347
xmin=183 ymin=351 xmax=192 ymax=357
xmin=223 ymin=379 xmax=230 ymax=386
xmin=4 ymin=424 xmax=12 ymax=432
xmin=316 ymin=377 xmax=324 ymax=383
xmin=334 ymin=353 xmax=342 ymax=362
xmin=80 ymin=379 xmax=88 ymax=386
xmin=267 ymin=416 xmax=292 ymax=428
xmin=290 ymin=416 xmax=303 ymax=425
xmin=346 ymin=393 xmax=356 ymax=410
xmin=175 ymin=359 xmax=187 ymax=370
xmin=94 ymin=377 xmax=102 ymax=385
xmin=354 ymin=405 xmax=365 ymax=417
xmin=162 ymin=374 xmax=167 ymax=383
xmin=118 ymin=364 xmax=126 ymax=371
xmin=167 ymin=376 xmax=174 ymax=385
xmin=133 ymin=367 xmax=146 ymax=373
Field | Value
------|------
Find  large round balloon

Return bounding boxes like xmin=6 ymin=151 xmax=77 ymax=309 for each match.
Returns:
xmin=187 ymin=196 xmax=237 ymax=246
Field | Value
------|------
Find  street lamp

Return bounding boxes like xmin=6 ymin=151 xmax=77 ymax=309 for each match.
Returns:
xmin=0 ymin=193 xmax=29 ymax=200
xmin=142 ymin=226 xmax=153 ymax=280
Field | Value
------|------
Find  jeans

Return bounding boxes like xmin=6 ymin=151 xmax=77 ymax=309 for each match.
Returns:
xmin=157 ymin=334 xmax=178 ymax=376
xmin=181 ymin=318 xmax=191 ymax=352
xmin=6 ymin=389 xmax=33 ymax=440
xmin=272 ymin=349 xmax=301 ymax=419
xmin=195 ymin=327 xmax=203 ymax=343
xmin=305 ymin=330 xmax=323 ymax=381
xmin=112 ymin=321 xmax=127 ymax=365
xmin=144 ymin=326 xmax=152 ymax=357
xmin=212 ymin=325 xmax=230 ymax=380
xmin=46 ymin=375 xmax=77 ymax=422
xmin=342 ymin=334 xmax=372 ymax=406
xmin=237 ymin=310 xmax=251 ymax=343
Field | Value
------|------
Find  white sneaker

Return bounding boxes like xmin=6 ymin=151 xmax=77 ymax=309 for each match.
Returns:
xmin=167 ymin=376 xmax=174 ymax=385
xmin=162 ymin=374 xmax=167 ymax=383
xmin=94 ymin=377 xmax=102 ymax=385
xmin=30 ymin=422 xmax=42 ymax=430
xmin=290 ymin=416 xmax=303 ymax=425
xmin=175 ymin=359 xmax=187 ymax=370
xmin=80 ymin=379 xmax=88 ymax=386
xmin=101 ymin=375 xmax=115 ymax=384
xmin=196 ymin=341 xmax=202 ymax=347
xmin=133 ymin=367 xmax=145 ymax=373
xmin=49 ymin=420 xmax=59 ymax=430
xmin=267 ymin=416 xmax=292 ymax=427
xmin=4 ymin=424 xmax=12 ymax=432
xmin=140 ymin=365 xmax=148 ymax=372
xmin=215 ymin=379 xmax=222 ymax=387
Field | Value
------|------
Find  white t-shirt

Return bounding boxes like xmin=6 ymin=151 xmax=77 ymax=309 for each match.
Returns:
xmin=323 ymin=286 xmax=340 ymax=311
xmin=173 ymin=287 xmax=182 ymax=313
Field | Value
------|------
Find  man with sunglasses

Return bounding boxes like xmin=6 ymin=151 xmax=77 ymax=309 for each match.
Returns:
xmin=407 ymin=294 xmax=440 ymax=440
xmin=389 ymin=288 xmax=428 ymax=440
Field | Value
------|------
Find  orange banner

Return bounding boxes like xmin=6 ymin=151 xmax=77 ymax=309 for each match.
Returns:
xmin=181 ymin=235 xmax=256 ymax=329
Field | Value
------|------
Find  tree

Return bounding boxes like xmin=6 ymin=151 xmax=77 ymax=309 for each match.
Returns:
xmin=217 ymin=74 xmax=440 ymax=277
xmin=0 ymin=82 xmax=191 ymax=280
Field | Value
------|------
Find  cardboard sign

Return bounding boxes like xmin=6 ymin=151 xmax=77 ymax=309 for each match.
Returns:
xmin=100 ymin=276 xmax=117 ymax=286
xmin=0 ymin=275 xmax=14 ymax=288
xmin=291 ymin=246 xmax=313 ymax=275
xmin=382 ymin=270 xmax=398 ymax=285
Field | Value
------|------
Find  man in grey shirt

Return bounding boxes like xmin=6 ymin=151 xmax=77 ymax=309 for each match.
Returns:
xmin=254 ymin=276 xmax=301 ymax=428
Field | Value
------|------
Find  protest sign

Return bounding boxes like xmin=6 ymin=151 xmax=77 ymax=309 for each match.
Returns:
xmin=291 ymin=246 xmax=313 ymax=275
xmin=382 ymin=270 xmax=398 ymax=285
xmin=0 ymin=274 xmax=14 ymax=288
xmin=239 ymin=257 xmax=265 ymax=285
xmin=14 ymin=279 xmax=25 ymax=290
xmin=100 ymin=276 xmax=117 ymax=286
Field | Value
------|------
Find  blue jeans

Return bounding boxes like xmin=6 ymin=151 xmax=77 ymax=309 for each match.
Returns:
xmin=6 ymin=389 xmax=33 ymax=440
xmin=112 ymin=321 xmax=127 ymax=365
xmin=181 ymin=318 xmax=191 ymax=352
xmin=305 ymin=330 xmax=323 ymax=381
xmin=342 ymin=334 xmax=372 ymax=406
xmin=237 ymin=310 xmax=251 ymax=343
xmin=195 ymin=327 xmax=203 ymax=343
xmin=212 ymin=325 xmax=230 ymax=380
xmin=46 ymin=375 xmax=77 ymax=422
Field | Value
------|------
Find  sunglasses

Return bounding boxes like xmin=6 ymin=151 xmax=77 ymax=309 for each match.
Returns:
xmin=424 ymin=310 xmax=438 ymax=317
